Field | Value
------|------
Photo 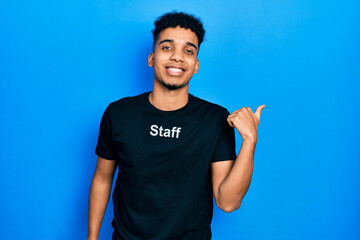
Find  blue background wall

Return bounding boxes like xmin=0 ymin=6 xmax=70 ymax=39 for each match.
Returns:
xmin=1 ymin=0 xmax=359 ymax=239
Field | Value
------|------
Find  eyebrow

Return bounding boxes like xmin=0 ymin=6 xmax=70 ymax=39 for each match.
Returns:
xmin=159 ymin=39 xmax=198 ymax=50
xmin=186 ymin=42 xmax=198 ymax=50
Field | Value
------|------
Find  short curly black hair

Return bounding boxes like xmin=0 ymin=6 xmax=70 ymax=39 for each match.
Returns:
xmin=151 ymin=11 xmax=205 ymax=52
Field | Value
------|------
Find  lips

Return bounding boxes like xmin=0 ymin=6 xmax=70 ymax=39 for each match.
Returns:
xmin=167 ymin=67 xmax=183 ymax=72
xmin=165 ymin=66 xmax=185 ymax=76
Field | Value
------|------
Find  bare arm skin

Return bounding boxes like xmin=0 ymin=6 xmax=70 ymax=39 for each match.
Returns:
xmin=211 ymin=140 xmax=255 ymax=212
xmin=211 ymin=105 xmax=266 ymax=213
xmin=87 ymin=156 xmax=117 ymax=240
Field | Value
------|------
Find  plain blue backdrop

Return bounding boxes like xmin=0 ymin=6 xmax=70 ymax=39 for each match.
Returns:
xmin=1 ymin=0 xmax=359 ymax=239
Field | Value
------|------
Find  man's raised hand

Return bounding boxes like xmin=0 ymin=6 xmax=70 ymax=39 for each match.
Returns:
xmin=227 ymin=105 xmax=266 ymax=142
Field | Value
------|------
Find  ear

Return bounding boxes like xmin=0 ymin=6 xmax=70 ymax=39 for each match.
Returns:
xmin=148 ymin=52 xmax=154 ymax=67
xmin=194 ymin=59 xmax=199 ymax=74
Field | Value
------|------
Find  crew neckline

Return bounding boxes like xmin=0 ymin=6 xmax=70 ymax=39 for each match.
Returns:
xmin=144 ymin=91 xmax=195 ymax=115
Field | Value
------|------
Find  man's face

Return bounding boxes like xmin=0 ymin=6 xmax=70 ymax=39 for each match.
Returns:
xmin=148 ymin=26 xmax=199 ymax=90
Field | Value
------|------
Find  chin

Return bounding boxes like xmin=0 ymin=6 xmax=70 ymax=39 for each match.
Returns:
xmin=158 ymin=78 xmax=190 ymax=91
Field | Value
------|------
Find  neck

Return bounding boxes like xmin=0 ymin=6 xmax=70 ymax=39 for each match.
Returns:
xmin=149 ymin=81 xmax=189 ymax=111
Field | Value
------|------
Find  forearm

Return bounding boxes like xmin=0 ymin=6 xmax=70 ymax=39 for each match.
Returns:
xmin=87 ymin=174 xmax=113 ymax=240
xmin=218 ymin=139 xmax=256 ymax=212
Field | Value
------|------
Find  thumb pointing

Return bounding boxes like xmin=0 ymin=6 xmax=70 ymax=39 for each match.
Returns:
xmin=255 ymin=105 xmax=266 ymax=122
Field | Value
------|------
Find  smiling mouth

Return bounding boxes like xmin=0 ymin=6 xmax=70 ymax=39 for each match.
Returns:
xmin=166 ymin=67 xmax=185 ymax=72
xmin=165 ymin=67 xmax=185 ymax=76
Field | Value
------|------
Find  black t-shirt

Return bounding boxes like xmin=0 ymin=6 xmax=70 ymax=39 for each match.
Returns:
xmin=95 ymin=92 xmax=236 ymax=240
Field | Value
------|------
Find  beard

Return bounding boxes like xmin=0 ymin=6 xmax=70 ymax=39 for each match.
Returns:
xmin=156 ymin=78 xmax=190 ymax=91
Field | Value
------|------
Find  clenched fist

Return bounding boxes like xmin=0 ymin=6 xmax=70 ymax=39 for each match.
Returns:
xmin=227 ymin=105 xmax=266 ymax=142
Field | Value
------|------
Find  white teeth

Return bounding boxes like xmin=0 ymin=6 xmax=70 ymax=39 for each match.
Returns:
xmin=168 ymin=68 xmax=183 ymax=72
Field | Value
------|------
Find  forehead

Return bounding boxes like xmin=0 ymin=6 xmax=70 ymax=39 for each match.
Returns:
xmin=157 ymin=26 xmax=199 ymax=47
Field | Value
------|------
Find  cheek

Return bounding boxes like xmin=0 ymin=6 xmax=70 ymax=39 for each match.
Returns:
xmin=188 ymin=60 xmax=198 ymax=71
xmin=152 ymin=56 xmax=162 ymax=69
xmin=153 ymin=65 xmax=162 ymax=76
xmin=154 ymin=52 xmax=169 ymax=62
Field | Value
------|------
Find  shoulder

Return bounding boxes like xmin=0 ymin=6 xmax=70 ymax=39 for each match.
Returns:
xmin=109 ymin=92 xmax=148 ymax=108
xmin=106 ymin=92 xmax=148 ymax=113
xmin=191 ymin=94 xmax=230 ymax=118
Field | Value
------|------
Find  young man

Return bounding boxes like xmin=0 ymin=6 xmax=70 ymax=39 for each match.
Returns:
xmin=88 ymin=12 xmax=265 ymax=240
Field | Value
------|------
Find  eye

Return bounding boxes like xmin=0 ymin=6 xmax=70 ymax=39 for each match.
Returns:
xmin=185 ymin=49 xmax=194 ymax=54
xmin=162 ymin=46 xmax=171 ymax=50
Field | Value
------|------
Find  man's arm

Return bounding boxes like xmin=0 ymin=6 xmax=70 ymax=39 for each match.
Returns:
xmin=211 ymin=105 xmax=265 ymax=213
xmin=211 ymin=140 xmax=255 ymax=212
xmin=87 ymin=156 xmax=117 ymax=240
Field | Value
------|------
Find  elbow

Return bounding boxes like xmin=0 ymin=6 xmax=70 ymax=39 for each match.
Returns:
xmin=217 ymin=200 xmax=242 ymax=213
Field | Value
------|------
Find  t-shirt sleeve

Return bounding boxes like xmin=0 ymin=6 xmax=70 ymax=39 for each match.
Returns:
xmin=211 ymin=109 xmax=237 ymax=163
xmin=95 ymin=105 xmax=117 ymax=160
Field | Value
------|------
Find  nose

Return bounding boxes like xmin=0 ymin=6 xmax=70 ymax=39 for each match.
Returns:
xmin=170 ymin=49 xmax=184 ymax=62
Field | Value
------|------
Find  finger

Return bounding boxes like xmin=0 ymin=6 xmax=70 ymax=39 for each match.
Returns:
xmin=230 ymin=109 xmax=241 ymax=115
xmin=227 ymin=118 xmax=235 ymax=128
xmin=250 ymin=112 xmax=258 ymax=128
xmin=255 ymin=105 xmax=266 ymax=122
